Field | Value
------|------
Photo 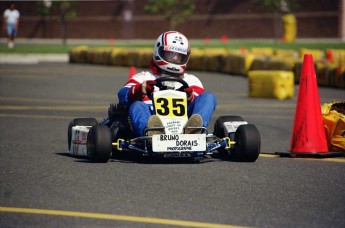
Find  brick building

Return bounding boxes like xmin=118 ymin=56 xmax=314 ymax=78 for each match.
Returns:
xmin=0 ymin=0 xmax=343 ymax=40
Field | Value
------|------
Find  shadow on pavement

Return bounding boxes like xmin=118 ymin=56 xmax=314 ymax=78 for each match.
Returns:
xmin=56 ymin=151 xmax=227 ymax=164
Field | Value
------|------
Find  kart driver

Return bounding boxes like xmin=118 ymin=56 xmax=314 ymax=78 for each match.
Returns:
xmin=118 ymin=31 xmax=217 ymax=136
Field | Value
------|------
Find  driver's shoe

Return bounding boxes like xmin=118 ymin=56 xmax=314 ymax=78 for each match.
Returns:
xmin=147 ymin=115 xmax=165 ymax=136
xmin=184 ymin=114 xmax=203 ymax=134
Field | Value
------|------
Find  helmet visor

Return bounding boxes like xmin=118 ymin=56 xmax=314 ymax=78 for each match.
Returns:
xmin=158 ymin=46 xmax=190 ymax=64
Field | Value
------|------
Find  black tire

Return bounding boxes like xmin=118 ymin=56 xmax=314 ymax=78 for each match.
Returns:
xmin=68 ymin=118 xmax=98 ymax=150
xmin=213 ymin=116 xmax=244 ymax=155
xmin=232 ymin=124 xmax=261 ymax=162
xmin=87 ymin=125 xmax=112 ymax=163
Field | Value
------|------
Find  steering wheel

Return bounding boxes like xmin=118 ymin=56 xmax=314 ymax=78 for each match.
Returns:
xmin=154 ymin=76 xmax=189 ymax=91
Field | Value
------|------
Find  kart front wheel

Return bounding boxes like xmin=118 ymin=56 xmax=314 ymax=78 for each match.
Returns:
xmin=87 ymin=125 xmax=112 ymax=163
xmin=232 ymin=124 xmax=261 ymax=162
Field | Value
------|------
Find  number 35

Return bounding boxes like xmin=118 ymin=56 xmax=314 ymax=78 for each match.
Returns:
xmin=155 ymin=98 xmax=187 ymax=117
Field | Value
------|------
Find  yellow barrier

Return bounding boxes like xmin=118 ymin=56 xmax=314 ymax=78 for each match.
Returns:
xmin=135 ymin=48 xmax=152 ymax=68
xmin=89 ymin=48 xmax=112 ymax=65
xmin=299 ymin=48 xmax=324 ymax=61
xmin=69 ymin=46 xmax=89 ymax=63
xmin=188 ymin=48 xmax=206 ymax=71
xmin=274 ymin=49 xmax=297 ymax=59
xmin=68 ymin=46 xmax=345 ymax=89
xmin=266 ymin=56 xmax=296 ymax=71
xmin=249 ymin=48 xmax=274 ymax=56
xmin=248 ymin=70 xmax=294 ymax=100
xmin=326 ymin=49 xmax=345 ymax=64
xmin=110 ymin=48 xmax=128 ymax=66
xmin=337 ymin=64 xmax=345 ymax=88
xmin=222 ymin=53 xmax=255 ymax=75
xmin=203 ymin=48 xmax=227 ymax=72
xmin=315 ymin=62 xmax=338 ymax=87
xmin=249 ymin=56 xmax=268 ymax=71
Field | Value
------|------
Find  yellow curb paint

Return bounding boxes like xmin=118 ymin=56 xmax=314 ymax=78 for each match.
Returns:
xmin=0 ymin=207 xmax=249 ymax=228
xmin=259 ymin=154 xmax=345 ymax=163
xmin=259 ymin=154 xmax=280 ymax=158
xmin=299 ymin=157 xmax=345 ymax=163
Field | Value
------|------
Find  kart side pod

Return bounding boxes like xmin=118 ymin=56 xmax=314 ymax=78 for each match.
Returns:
xmin=223 ymin=121 xmax=248 ymax=141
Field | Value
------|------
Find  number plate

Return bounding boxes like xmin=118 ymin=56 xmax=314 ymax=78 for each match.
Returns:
xmin=152 ymin=134 xmax=206 ymax=152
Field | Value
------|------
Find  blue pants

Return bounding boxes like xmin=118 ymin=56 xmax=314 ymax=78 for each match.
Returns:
xmin=129 ymin=92 xmax=217 ymax=136
xmin=7 ymin=23 xmax=17 ymax=37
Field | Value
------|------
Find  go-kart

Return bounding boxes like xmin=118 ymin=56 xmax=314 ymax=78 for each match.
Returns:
xmin=67 ymin=77 xmax=261 ymax=163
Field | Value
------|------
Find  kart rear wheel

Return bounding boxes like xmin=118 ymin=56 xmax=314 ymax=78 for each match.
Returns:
xmin=87 ymin=125 xmax=112 ymax=163
xmin=213 ymin=115 xmax=244 ymax=155
xmin=68 ymin=118 xmax=98 ymax=150
xmin=232 ymin=124 xmax=261 ymax=162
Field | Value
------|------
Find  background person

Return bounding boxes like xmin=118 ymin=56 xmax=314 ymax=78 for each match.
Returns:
xmin=3 ymin=2 xmax=20 ymax=48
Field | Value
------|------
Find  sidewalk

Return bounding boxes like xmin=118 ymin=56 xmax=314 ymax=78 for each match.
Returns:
xmin=1 ymin=38 xmax=155 ymax=46
xmin=0 ymin=38 xmax=152 ymax=64
xmin=0 ymin=54 xmax=68 ymax=64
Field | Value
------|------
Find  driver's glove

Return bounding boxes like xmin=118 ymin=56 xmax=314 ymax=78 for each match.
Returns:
xmin=184 ymin=87 xmax=195 ymax=103
xmin=129 ymin=80 xmax=156 ymax=101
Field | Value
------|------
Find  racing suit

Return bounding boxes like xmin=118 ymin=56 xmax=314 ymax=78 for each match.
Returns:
xmin=118 ymin=71 xmax=217 ymax=136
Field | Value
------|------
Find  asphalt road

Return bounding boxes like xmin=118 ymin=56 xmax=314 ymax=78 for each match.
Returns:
xmin=1 ymin=62 xmax=345 ymax=227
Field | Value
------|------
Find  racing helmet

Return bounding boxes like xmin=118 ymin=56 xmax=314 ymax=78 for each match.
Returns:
xmin=152 ymin=31 xmax=191 ymax=76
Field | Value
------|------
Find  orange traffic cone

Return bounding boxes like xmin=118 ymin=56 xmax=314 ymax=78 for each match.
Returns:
xmin=221 ymin=35 xmax=228 ymax=44
xmin=240 ymin=47 xmax=246 ymax=54
xmin=204 ymin=36 xmax=210 ymax=45
xmin=289 ymin=54 xmax=329 ymax=156
xmin=109 ymin=38 xmax=115 ymax=46
xmin=128 ymin=66 xmax=136 ymax=79
xmin=326 ymin=50 xmax=333 ymax=63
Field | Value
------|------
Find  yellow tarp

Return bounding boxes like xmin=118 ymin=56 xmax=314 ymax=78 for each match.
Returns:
xmin=322 ymin=102 xmax=345 ymax=152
